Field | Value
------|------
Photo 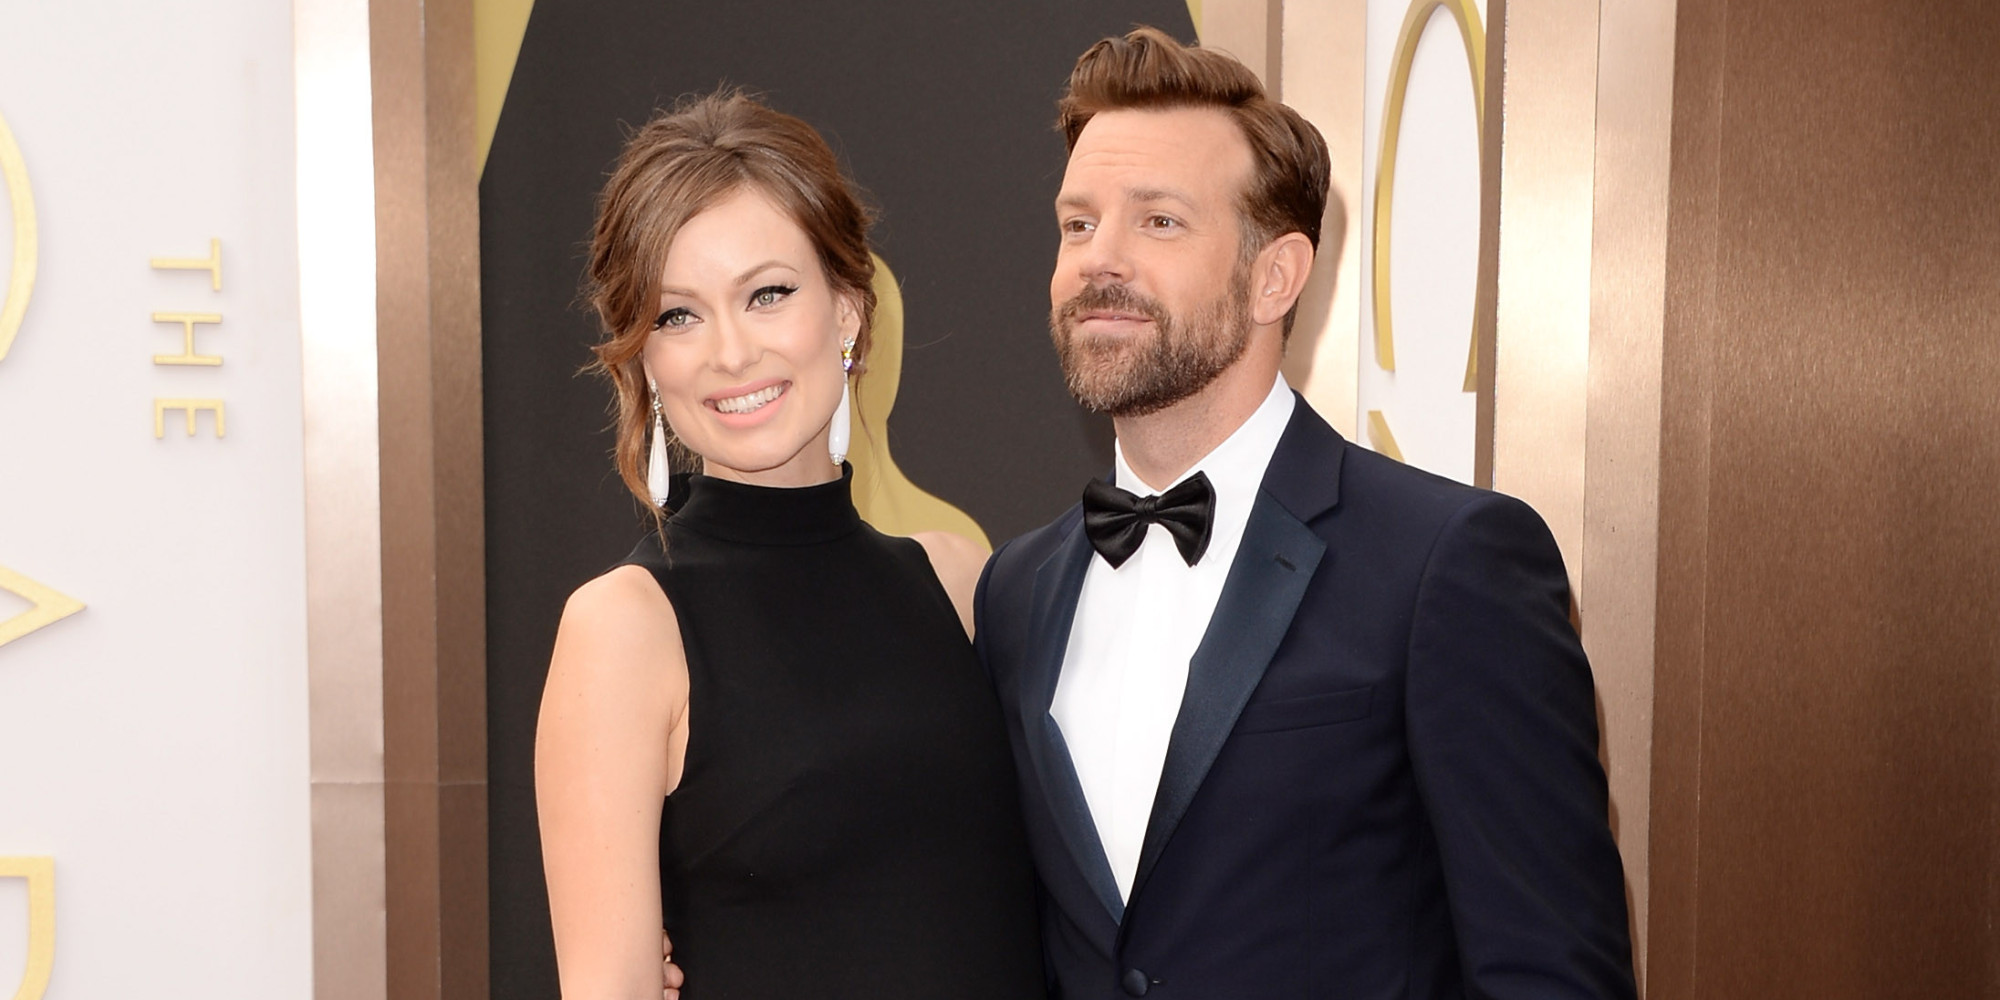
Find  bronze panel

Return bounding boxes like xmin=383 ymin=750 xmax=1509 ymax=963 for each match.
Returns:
xmin=1654 ymin=0 xmax=2000 ymax=995
xmin=1649 ymin=0 xmax=1728 ymax=991
xmin=373 ymin=0 xmax=489 ymax=996
xmin=299 ymin=0 xmax=390 ymax=996
xmin=1585 ymin=0 xmax=1681 ymax=980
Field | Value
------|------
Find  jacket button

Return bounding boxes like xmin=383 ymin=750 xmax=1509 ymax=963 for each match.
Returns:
xmin=1122 ymin=968 xmax=1150 ymax=996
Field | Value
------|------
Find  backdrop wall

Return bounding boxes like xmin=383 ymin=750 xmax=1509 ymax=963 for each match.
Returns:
xmin=0 ymin=4 xmax=314 ymax=998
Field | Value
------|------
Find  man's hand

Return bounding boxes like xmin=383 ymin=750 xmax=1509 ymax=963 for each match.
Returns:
xmin=662 ymin=930 xmax=684 ymax=999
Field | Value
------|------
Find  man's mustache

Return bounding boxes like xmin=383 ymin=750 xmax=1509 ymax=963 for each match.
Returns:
xmin=1056 ymin=283 xmax=1169 ymax=331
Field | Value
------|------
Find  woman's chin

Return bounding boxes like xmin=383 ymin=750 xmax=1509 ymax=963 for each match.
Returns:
xmin=695 ymin=437 xmax=836 ymax=484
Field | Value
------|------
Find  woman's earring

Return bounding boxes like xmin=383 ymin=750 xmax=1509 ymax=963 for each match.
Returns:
xmin=828 ymin=338 xmax=856 ymax=467
xmin=647 ymin=377 xmax=671 ymax=507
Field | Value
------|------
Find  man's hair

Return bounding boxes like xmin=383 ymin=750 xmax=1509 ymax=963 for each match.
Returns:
xmin=1057 ymin=26 xmax=1333 ymax=260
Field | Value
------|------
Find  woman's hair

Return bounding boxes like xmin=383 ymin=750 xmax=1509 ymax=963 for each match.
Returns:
xmin=585 ymin=88 xmax=877 ymax=509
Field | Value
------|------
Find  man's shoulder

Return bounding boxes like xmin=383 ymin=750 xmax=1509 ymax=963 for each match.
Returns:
xmin=1278 ymin=427 xmax=1550 ymax=559
xmin=986 ymin=503 xmax=1084 ymax=591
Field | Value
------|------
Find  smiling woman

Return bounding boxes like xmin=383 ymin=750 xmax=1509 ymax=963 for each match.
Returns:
xmin=583 ymin=89 xmax=878 ymax=505
xmin=535 ymin=89 xmax=1044 ymax=1000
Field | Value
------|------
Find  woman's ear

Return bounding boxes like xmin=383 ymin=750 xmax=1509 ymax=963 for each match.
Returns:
xmin=836 ymin=290 xmax=864 ymax=343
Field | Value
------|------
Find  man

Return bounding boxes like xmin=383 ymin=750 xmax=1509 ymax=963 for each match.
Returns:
xmin=973 ymin=27 xmax=1636 ymax=999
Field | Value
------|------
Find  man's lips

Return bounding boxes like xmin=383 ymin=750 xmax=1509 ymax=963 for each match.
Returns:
xmin=1075 ymin=311 xmax=1155 ymax=327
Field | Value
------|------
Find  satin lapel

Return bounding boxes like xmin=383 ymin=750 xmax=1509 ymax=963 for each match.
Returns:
xmin=1020 ymin=522 xmax=1126 ymax=924
xmin=1126 ymin=490 xmax=1327 ymax=905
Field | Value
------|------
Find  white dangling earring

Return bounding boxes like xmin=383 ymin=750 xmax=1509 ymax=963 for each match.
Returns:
xmin=828 ymin=337 xmax=856 ymax=467
xmin=646 ymin=377 xmax=671 ymax=507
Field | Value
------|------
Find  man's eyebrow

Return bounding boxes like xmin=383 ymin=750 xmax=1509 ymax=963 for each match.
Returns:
xmin=1127 ymin=186 xmax=1197 ymax=208
xmin=1055 ymin=192 xmax=1094 ymax=211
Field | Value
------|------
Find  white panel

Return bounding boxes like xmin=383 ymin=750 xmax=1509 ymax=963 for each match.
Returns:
xmin=1359 ymin=0 xmax=1485 ymax=484
xmin=0 ymin=3 xmax=313 ymax=998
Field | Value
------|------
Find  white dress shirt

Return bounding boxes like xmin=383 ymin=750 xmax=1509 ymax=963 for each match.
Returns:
xmin=1051 ymin=375 xmax=1296 ymax=902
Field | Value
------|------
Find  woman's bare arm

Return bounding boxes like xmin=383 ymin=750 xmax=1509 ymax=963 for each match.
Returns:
xmin=537 ymin=565 xmax=689 ymax=1000
xmin=911 ymin=531 xmax=991 ymax=640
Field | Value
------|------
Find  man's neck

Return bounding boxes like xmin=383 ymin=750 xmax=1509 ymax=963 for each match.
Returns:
xmin=1113 ymin=355 xmax=1283 ymax=492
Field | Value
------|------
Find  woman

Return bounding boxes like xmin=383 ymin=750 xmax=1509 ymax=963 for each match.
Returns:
xmin=533 ymin=91 xmax=1044 ymax=999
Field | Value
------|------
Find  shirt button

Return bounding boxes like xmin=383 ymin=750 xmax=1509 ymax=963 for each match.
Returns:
xmin=1122 ymin=968 xmax=1151 ymax=996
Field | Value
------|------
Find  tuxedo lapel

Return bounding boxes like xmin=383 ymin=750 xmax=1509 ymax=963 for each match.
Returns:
xmin=1126 ymin=401 xmax=1341 ymax=907
xmin=1020 ymin=520 xmax=1127 ymax=924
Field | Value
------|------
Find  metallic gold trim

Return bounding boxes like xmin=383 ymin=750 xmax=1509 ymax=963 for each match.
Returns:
xmin=1197 ymin=0 xmax=1279 ymax=88
xmin=1582 ymin=0 xmax=1677 ymax=979
xmin=0 ymin=568 xmax=83 ymax=649
xmin=296 ymin=0 xmax=389 ymax=996
xmin=0 ymin=108 xmax=37 ymax=364
xmin=1279 ymin=0 xmax=1364 ymax=440
xmin=0 ymin=856 xmax=54 ymax=1000
xmin=1369 ymin=0 xmax=1486 ymax=375
xmin=1365 ymin=409 xmax=1406 ymax=463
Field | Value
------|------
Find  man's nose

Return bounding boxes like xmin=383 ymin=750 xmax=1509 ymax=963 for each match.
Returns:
xmin=1072 ymin=224 xmax=1134 ymax=286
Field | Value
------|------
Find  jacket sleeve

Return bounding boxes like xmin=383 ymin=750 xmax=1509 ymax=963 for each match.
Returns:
xmin=1404 ymin=492 xmax=1637 ymax=1000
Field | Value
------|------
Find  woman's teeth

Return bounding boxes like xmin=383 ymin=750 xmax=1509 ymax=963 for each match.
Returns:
xmin=712 ymin=383 xmax=786 ymax=414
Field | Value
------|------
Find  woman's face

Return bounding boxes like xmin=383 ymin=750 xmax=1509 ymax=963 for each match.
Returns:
xmin=644 ymin=186 xmax=859 ymax=487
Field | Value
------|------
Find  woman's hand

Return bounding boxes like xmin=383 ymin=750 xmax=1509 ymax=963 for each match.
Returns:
xmin=662 ymin=930 xmax=683 ymax=999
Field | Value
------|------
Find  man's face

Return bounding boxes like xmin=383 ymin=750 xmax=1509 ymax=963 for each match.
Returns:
xmin=1050 ymin=107 xmax=1258 ymax=417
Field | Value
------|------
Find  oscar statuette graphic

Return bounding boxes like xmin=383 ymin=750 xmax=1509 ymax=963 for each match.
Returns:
xmin=848 ymin=255 xmax=991 ymax=547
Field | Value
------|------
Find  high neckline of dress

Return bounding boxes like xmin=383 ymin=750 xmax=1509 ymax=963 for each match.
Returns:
xmin=667 ymin=463 xmax=863 ymax=546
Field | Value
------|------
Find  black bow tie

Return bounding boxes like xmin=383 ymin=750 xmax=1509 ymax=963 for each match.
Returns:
xmin=1081 ymin=472 xmax=1216 ymax=569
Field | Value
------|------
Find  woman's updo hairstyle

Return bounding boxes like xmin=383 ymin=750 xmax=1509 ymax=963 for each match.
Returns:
xmin=586 ymin=88 xmax=877 ymax=509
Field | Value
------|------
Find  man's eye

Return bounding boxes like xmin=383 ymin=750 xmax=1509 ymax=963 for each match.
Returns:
xmin=654 ymin=308 xmax=693 ymax=330
xmin=750 ymin=284 xmax=797 ymax=308
xmin=1146 ymin=215 xmax=1180 ymax=230
xmin=1061 ymin=218 xmax=1094 ymax=235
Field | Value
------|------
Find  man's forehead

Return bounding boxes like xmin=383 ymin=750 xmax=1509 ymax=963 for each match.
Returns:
xmin=1061 ymin=107 xmax=1252 ymax=199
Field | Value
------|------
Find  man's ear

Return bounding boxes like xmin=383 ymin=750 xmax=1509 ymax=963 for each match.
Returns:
xmin=1251 ymin=233 xmax=1315 ymax=328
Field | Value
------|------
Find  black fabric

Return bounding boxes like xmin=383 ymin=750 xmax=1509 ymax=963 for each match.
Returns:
xmin=621 ymin=470 xmax=1043 ymax=999
xmin=1080 ymin=473 xmax=1215 ymax=568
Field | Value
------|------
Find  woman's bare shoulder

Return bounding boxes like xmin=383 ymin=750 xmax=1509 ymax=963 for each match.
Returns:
xmin=552 ymin=564 xmax=685 ymax=682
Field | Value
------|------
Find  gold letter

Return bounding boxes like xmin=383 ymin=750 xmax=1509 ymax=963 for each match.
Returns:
xmin=150 ymin=312 xmax=223 ymax=366
xmin=0 ymin=567 xmax=84 ymax=649
xmin=0 ymin=856 xmax=55 ymax=1000
xmin=154 ymin=398 xmax=227 ymax=438
xmin=0 ymin=109 xmax=37 ymax=365
xmin=149 ymin=238 xmax=223 ymax=291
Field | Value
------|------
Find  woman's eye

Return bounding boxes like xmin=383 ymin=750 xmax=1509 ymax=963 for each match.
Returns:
xmin=653 ymin=308 xmax=693 ymax=330
xmin=750 ymin=284 xmax=797 ymax=308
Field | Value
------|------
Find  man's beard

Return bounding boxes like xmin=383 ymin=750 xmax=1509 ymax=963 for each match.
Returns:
xmin=1050 ymin=267 xmax=1252 ymax=418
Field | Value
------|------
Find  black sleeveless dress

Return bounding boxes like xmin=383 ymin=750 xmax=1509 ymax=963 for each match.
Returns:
xmin=621 ymin=469 xmax=1044 ymax=999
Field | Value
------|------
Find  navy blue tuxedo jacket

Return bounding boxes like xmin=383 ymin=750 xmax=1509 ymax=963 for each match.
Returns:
xmin=974 ymin=397 xmax=1636 ymax=1000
